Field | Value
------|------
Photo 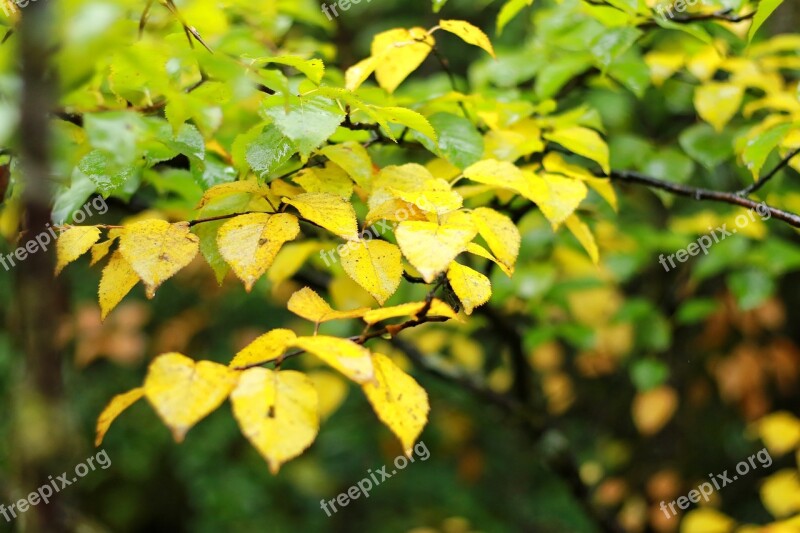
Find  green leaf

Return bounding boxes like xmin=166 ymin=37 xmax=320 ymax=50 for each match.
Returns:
xmin=77 ymin=150 xmax=139 ymax=196
xmin=262 ymin=95 xmax=346 ymax=159
xmin=742 ymin=122 xmax=794 ymax=179
xmin=245 ymin=124 xmax=296 ymax=181
xmin=589 ymin=27 xmax=643 ymax=70
xmin=630 ymin=359 xmax=670 ymax=392
xmin=497 ymin=0 xmax=534 ymax=34
xmin=748 ymin=0 xmax=784 ymax=42
xmin=679 ymin=123 xmax=735 ymax=170
xmin=432 ymin=0 xmax=449 ymax=13
xmin=675 ymin=298 xmax=719 ymax=325
xmin=414 ymin=112 xmax=484 ymax=170
xmin=728 ymin=269 xmax=775 ymax=311
xmin=640 ymin=148 xmax=695 ymax=184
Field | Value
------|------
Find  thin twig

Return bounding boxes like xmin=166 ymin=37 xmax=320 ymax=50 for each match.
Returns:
xmin=736 ymin=147 xmax=800 ymax=197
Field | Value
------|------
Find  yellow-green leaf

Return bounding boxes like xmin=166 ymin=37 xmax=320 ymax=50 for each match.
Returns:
xmin=694 ymin=83 xmax=744 ymax=132
xmin=56 ymin=226 xmax=102 ymax=275
xmin=465 ymin=242 xmax=513 ymax=277
xmin=395 ymin=211 xmax=477 ymax=282
xmin=471 ymin=207 xmax=520 ymax=273
xmin=231 ymin=368 xmax=319 ymax=474
xmin=284 ymin=192 xmax=359 ymax=241
xmin=287 ymin=287 xmax=370 ymax=323
xmin=439 ymin=20 xmax=495 ymax=58
xmin=217 ymin=213 xmax=300 ymax=292
xmin=99 ymin=250 xmax=140 ymax=320
xmin=95 ymin=387 xmax=144 ymax=446
xmin=544 ymin=127 xmax=610 ymax=174
xmin=143 ymin=353 xmax=238 ymax=442
xmin=229 ymin=329 xmax=298 ymax=369
xmin=462 ymin=159 xmax=528 ymax=193
xmin=292 ymin=336 xmax=375 ymax=384
xmin=319 ymin=142 xmax=373 ymax=190
xmin=293 ymin=163 xmax=354 ymax=199
xmin=118 ymin=220 xmax=200 ymax=299
xmin=521 ymin=172 xmax=588 ymax=229
xmin=565 ymin=214 xmax=599 ymax=264
xmin=340 ymin=240 xmax=403 ymax=305
xmin=362 ymin=353 xmax=429 ymax=453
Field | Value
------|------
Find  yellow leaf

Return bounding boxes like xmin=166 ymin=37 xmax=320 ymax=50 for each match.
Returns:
xmin=362 ymin=298 xmax=458 ymax=325
xmin=644 ymin=50 xmax=685 ymax=87
xmin=362 ymin=353 xmax=429 ymax=452
xmin=118 ymin=220 xmax=200 ymax=299
xmin=55 ymin=226 xmax=102 ymax=275
xmin=340 ymin=240 xmax=403 ymax=305
xmin=196 ymin=181 xmax=265 ymax=209
xmin=465 ymin=242 xmax=513 ymax=277
xmin=758 ymin=411 xmax=800 ymax=456
xmin=522 ymin=172 xmax=588 ymax=229
xmin=292 ymin=336 xmax=375 ymax=384
xmin=293 ymin=163 xmax=354 ymax=199
xmin=447 ymin=261 xmax=491 ymax=315
xmin=217 ymin=213 xmax=300 ymax=292
xmin=544 ymin=127 xmax=610 ymax=174
xmin=287 ymin=286 xmax=370 ymax=323
xmin=390 ymin=178 xmax=464 ymax=216
xmin=462 ymin=159 xmax=528 ymax=193
xmin=267 ymin=241 xmax=323 ymax=286
xmin=631 ymin=386 xmax=678 ymax=436
xmin=565 ymin=214 xmax=599 ymax=264
xmin=229 ymin=329 xmax=297 ymax=369
xmin=439 ymin=19 xmax=496 ymax=58
xmin=366 ymin=199 xmax=429 ymax=226
xmin=90 ymin=239 xmax=115 ymax=266
xmin=471 ymin=207 xmax=520 ymax=272
xmin=395 ymin=211 xmax=477 ymax=282
xmin=371 ymin=27 xmax=435 ymax=93
xmin=307 ymin=371 xmax=349 ymax=421
xmin=761 ymin=470 xmax=800 ymax=518
xmin=694 ymin=82 xmax=744 ymax=132
xmin=143 ymin=353 xmax=238 ymax=442
xmin=95 ymin=387 xmax=144 ymax=446
xmin=319 ymin=142 xmax=374 ymax=190
xmin=369 ymin=163 xmax=437 ymax=211
xmin=680 ymin=509 xmax=735 ymax=533
xmin=542 ymin=152 xmax=617 ymax=211
xmin=231 ymin=368 xmax=319 ymax=474
xmin=99 ymin=250 xmax=140 ymax=320
xmin=284 ymin=192 xmax=359 ymax=241
xmin=345 ymin=55 xmax=381 ymax=92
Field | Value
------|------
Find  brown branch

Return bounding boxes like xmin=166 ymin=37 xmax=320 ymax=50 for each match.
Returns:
xmin=605 ymin=169 xmax=800 ymax=228
xmin=232 ymin=314 xmax=452 ymax=371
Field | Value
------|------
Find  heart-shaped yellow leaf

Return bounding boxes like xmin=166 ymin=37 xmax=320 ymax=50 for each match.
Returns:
xmin=119 ymin=220 xmax=200 ymax=298
xmin=340 ymin=240 xmax=403 ymax=305
xmin=395 ymin=211 xmax=477 ymax=282
xmin=231 ymin=368 xmax=319 ymax=474
xmin=284 ymin=192 xmax=359 ymax=241
xmin=144 ymin=353 xmax=238 ymax=442
xmin=217 ymin=213 xmax=300 ymax=291
xmin=287 ymin=287 xmax=370 ymax=323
